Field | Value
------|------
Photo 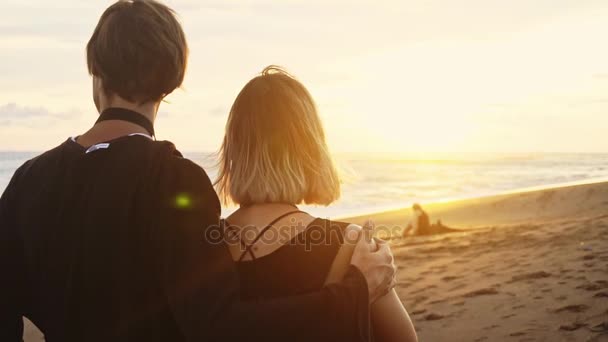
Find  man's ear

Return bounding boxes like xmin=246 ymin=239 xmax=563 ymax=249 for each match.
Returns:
xmin=92 ymin=77 xmax=102 ymax=113
xmin=92 ymin=76 xmax=111 ymax=113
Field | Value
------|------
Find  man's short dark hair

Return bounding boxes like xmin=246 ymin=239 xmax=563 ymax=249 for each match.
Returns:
xmin=86 ymin=0 xmax=188 ymax=103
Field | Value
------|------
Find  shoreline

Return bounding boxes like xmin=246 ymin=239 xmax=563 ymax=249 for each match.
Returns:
xmin=341 ymin=179 xmax=608 ymax=230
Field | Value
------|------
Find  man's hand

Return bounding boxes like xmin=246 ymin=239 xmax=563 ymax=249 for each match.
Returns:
xmin=350 ymin=221 xmax=397 ymax=303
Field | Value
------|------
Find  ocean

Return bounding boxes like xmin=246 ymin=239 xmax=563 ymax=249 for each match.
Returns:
xmin=2 ymin=151 xmax=607 ymax=218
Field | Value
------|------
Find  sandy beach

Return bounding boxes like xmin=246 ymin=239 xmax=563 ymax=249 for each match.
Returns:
xmin=345 ymin=181 xmax=608 ymax=341
xmin=23 ymin=181 xmax=608 ymax=341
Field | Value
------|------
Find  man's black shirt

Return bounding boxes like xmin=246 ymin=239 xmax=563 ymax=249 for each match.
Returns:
xmin=0 ymin=134 xmax=371 ymax=341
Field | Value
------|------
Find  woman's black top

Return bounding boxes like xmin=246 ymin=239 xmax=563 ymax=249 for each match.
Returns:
xmin=233 ymin=218 xmax=372 ymax=341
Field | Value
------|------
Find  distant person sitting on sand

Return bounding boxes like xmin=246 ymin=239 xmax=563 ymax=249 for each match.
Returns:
xmin=403 ymin=203 xmax=430 ymax=236
xmin=403 ymin=204 xmax=460 ymax=237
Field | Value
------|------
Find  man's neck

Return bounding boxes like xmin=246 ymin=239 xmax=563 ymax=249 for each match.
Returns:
xmin=76 ymin=98 xmax=160 ymax=148
xmin=101 ymin=97 xmax=158 ymax=123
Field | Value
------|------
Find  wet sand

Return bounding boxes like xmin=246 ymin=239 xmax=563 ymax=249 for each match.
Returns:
xmin=345 ymin=181 xmax=608 ymax=341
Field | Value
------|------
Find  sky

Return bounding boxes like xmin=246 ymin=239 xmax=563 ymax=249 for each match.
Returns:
xmin=0 ymin=0 xmax=607 ymax=153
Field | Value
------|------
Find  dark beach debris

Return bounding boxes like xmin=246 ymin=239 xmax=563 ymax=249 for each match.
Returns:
xmin=559 ymin=322 xmax=587 ymax=331
xmin=594 ymin=291 xmax=608 ymax=298
xmin=553 ymin=304 xmax=589 ymax=313
xmin=589 ymin=322 xmax=608 ymax=333
xmin=463 ymin=287 xmax=499 ymax=298
xmin=424 ymin=313 xmax=445 ymax=321
xmin=395 ymin=255 xmax=411 ymax=262
xmin=583 ymin=254 xmax=596 ymax=260
xmin=576 ymin=283 xmax=604 ymax=291
xmin=441 ymin=275 xmax=460 ymax=282
xmin=510 ymin=271 xmax=552 ymax=282
xmin=429 ymin=298 xmax=448 ymax=305
xmin=448 ymin=283 xmax=467 ymax=292
xmin=412 ymin=295 xmax=428 ymax=306
xmin=411 ymin=309 xmax=427 ymax=315
xmin=509 ymin=331 xmax=526 ymax=337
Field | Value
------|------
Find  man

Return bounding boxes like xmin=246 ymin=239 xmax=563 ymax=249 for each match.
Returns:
xmin=0 ymin=1 xmax=396 ymax=341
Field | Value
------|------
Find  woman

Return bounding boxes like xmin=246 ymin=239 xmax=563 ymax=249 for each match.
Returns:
xmin=216 ymin=66 xmax=417 ymax=342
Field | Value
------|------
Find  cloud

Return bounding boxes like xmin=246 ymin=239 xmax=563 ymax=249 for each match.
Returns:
xmin=209 ymin=106 xmax=227 ymax=117
xmin=0 ymin=103 xmax=80 ymax=127
xmin=157 ymin=110 xmax=171 ymax=119
xmin=0 ymin=2 xmax=99 ymax=41
xmin=594 ymin=73 xmax=608 ymax=80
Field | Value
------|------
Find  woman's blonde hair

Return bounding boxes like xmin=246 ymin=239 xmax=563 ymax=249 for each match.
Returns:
xmin=215 ymin=65 xmax=340 ymax=206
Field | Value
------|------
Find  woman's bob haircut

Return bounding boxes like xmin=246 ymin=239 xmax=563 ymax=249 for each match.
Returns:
xmin=215 ymin=65 xmax=341 ymax=206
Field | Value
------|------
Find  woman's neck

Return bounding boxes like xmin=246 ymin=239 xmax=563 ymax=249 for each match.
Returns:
xmin=240 ymin=202 xmax=298 ymax=210
xmin=228 ymin=202 xmax=304 ymax=227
